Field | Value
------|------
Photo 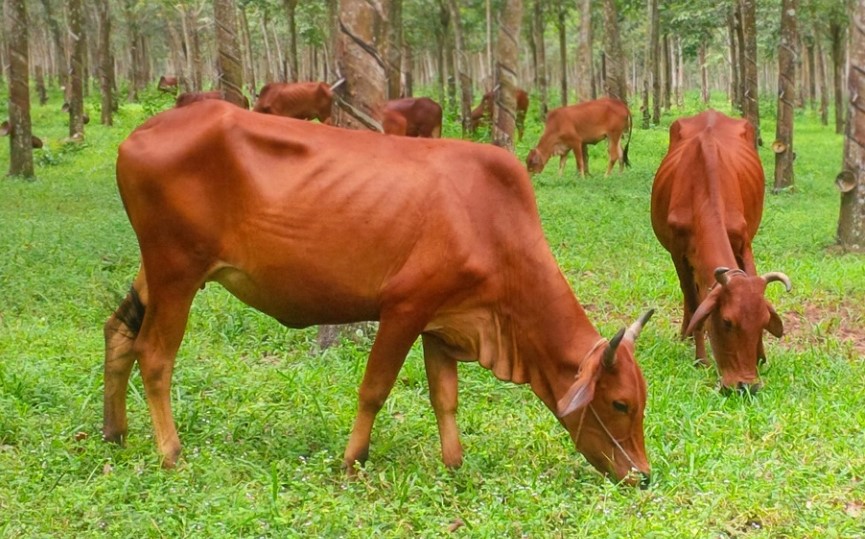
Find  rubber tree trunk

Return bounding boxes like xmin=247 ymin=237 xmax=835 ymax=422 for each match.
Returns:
xmin=837 ymin=0 xmax=865 ymax=250
xmin=5 ymin=0 xmax=34 ymax=178
xmin=773 ymin=0 xmax=797 ymax=193
xmin=728 ymin=8 xmax=741 ymax=112
xmin=642 ymin=0 xmax=659 ymax=128
xmin=740 ymin=0 xmax=760 ymax=145
xmin=556 ymin=1 xmax=567 ymax=106
xmin=334 ymin=0 xmax=385 ymax=131
xmin=492 ymin=0 xmax=522 ymax=152
xmin=40 ymin=0 xmax=68 ymax=94
xmin=576 ymin=0 xmax=593 ymax=102
xmin=96 ymin=0 xmax=113 ymax=126
xmin=214 ymin=0 xmax=247 ymax=108
xmin=816 ymin=24 xmax=829 ymax=126
xmin=386 ymin=0 xmax=403 ymax=99
xmin=283 ymin=0 xmax=298 ymax=81
xmin=446 ymin=0 xmax=473 ymax=135
xmin=68 ymin=0 xmax=85 ymax=139
xmin=829 ymin=20 xmax=846 ymax=135
xmin=532 ymin=0 xmax=547 ymax=117
xmin=602 ymin=0 xmax=626 ymax=102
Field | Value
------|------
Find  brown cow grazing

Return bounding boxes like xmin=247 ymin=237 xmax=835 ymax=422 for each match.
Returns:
xmin=253 ymin=81 xmax=336 ymax=124
xmin=157 ymin=76 xmax=179 ymax=93
xmin=104 ymin=99 xmax=655 ymax=486
xmin=526 ymin=97 xmax=631 ymax=178
xmin=651 ymin=110 xmax=791 ymax=394
xmin=381 ymin=97 xmax=443 ymax=138
xmin=1 ymin=120 xmax=43 ymax=148
xmin=469 ymin=88 xmax=529 ymax=141
xmin=175 ymin=90 xmax=249 ymax=109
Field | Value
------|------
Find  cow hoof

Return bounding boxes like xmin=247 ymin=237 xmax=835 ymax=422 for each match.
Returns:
xmin=693 ymin=357 xmax=710 ymax=368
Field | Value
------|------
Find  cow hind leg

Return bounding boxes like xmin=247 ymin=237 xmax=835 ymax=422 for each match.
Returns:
xmin=343 ymin=310 xmax=424 ymax=472
xmin=103 ymin=271 xmax=148 ymax=445
xmin=132 ymin=278 xmax=199 ymax=468
xmin=421 ymin=334 xmax=462 ymax=468
xmin=606 ymin=135 xmax=623 ymax=176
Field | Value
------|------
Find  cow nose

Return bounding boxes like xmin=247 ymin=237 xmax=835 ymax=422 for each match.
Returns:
xmin=720 ymin=381 xmax=763 ymax=396
xmin=639 ymin=472 xmax=651 ymax=490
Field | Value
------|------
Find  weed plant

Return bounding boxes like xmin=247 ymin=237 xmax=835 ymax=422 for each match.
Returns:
xmin=0 ymin=88 xmax=863 ymax=537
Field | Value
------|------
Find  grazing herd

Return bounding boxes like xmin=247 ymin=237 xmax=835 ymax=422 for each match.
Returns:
xmin=103 ymin=80 xmax=789 ymax=487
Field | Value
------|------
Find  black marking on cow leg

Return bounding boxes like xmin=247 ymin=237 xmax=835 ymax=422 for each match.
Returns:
xmin=113 ymin=286 xmax=145 ymax=337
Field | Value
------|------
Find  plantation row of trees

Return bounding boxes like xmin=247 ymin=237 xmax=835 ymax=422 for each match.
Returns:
xmin=2 ymin=0 xmax=865 ymax=248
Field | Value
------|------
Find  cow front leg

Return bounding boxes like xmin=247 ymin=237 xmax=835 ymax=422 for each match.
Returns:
xmin=575 ymin=144 xmax=588 ymax=178
xmin=134 ymin=285 xmax=197 ymax=468
xmin=672 ymin=255 xmax=709 ymax=366
xmin=421 ymin=334 xmax=462 ymax=468
xmin=343 ymin=315 xmax=420 ymax=472
xmin=557 ymin=151 xmax=569 ymax=176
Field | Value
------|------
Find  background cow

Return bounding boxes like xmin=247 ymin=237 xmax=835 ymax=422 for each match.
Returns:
xmin=526 ymin=97 xmax=631 ymax=178
xmin=469 ymin=88 xmax=529 ymax=141
xmin=253 ymin=81 xmax=336 ymax=123
xmin=175 ymin=90 xmax=249 ymax=109
xmin=1 ymin=120 xmax=43 ymax=148
xmin=381 ymin=97 xmax=442 ymax=138
xmin=157 ymin=76 xmax=179 ymax=94
xmin=650 ymin=110 xmax=791 ymax=394
xmin=104 ymin=99 xmax=654 ymax=486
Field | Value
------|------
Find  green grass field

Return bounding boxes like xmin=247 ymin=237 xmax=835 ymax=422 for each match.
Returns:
xmin=1 ymin=90 xmax=863 ymax=537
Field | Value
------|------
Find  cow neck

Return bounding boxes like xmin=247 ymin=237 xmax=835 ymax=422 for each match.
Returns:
xmin=506 ymin=265 xmax=602 ymax=414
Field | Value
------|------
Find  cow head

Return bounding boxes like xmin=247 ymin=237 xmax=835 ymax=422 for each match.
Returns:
xmin=526 ymin=148 xmax=546 ymax=174
xmin=686 ymin=267 xmax=791 ymax=394
xmin=556 ymin=310 xmax=654 ymax=487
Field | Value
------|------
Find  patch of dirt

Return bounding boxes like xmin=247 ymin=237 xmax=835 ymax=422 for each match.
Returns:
xmin=780 ymin=300 xmax=865 ymax=357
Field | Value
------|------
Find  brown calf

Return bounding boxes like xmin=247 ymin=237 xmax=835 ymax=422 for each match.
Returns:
xmin=253 ymin=81 xmax=335 ymax=124
xmin=382 ymin=97 xmax=443 ymax=138
xmin=469 ymin=89 xmax=529 ymax=141
xmin=526 ymin=97 xmax=631 ymax=178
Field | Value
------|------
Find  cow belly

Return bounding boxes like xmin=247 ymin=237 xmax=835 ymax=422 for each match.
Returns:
xmin=210 ymin=265 xmax=380 ymax=328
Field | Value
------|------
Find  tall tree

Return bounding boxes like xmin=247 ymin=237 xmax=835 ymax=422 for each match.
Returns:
xmin=123 ymin=0 xmax=145 ymax=100
xmin=214 ymin=0 xmax=247 ymax=108
xmin=828 ymin=12 xmax=847 ymax=134
xmin=492 ymin=0 xmax=523 ymax=151
xmin=602 ymin=0 xmax=626 ymax=102
xmin=532 ymin=0 xmax=547 ymax=116
xmin=39 ymin=0 xmax=68 ymax=93
xmin=576 ymin=0 xmax=594 ymax=102
xmin=283 ymin=0 xmax=299 ymax=81
xmin=5 ymin=0 xmax=34 ymax=177
xmin=837 ymin=0 xmax=865 ymax=250
xmin=815 ymin=21 xmax=829 ymax=126
xmin=728 ymin=7 xmax=741 ymax=112
xmin=773 ymin=0 xmax=798 ymax=192
xmin=740 ymin=0 xmax=760 ymax=145
xmin=386 ymin=0 xmax=403 ymax=99
xmin=642 ymin=0 xmax=659 ymax=128
xmin=67 ymin=0 xmax=85 ymax=139
xmin=446 ymin=0 xmax=473 ymax=135
xmin=334 ymin=0 xmax=385 ymax=130
xmin=556 ymin=1 xmax=568 ymax=105
xmin=96 ymin=0 xmax=113 ymax=126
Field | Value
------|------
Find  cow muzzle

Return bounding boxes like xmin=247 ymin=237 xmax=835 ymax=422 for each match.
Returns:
xmin=720 ymin=380 xmax=763 ymax=396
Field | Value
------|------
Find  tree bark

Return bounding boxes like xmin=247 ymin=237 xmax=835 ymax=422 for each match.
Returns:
xmin=642 ymin=0 xmax=659 ymax=128
xmin=122 ymin=0 xmax=144 ymax=100
xmin=837 ymin=0 xmax=865 ymax=250
xmin=35 ymin=65 xmax=48 ymax=106
xmin=728 ymin=7 xmax=741 ymax=112
xmin=492 ymin=0 xmax=522 ymax=152
xmin=96 ymin=0 xmax=112 ymax=126
xmin=576 ymin=0 xmax=593 ymax=102
xmin=662 ymin=33 xmax=671 ymax=109
xmin=283 ymin=0 xmax=298 ymax=81
xmin=68 ymin=0 xmax=85 ymax=139
xmin=214 ymin=0 xmax=246 ymax=108
xmin=740 ymin=0 xmax=760 ymax=145
xmin=773 ymin=0 xmax=797 ymax=193
xmin=334 ymin=0 xmax=386 ymax=131
xmin=532 ymin=0 xmax=547 ymax=117
xmin=602 ymin=0 xmax=626 ymax=102
xmin=557 ymin=1 xmax=567 ymax=106
xmin=805 ymin=35 xmax=816 ymax=110
xmin=816 ymin=23 xmax=829 ymax=126
xmin=6 ymin=0 xmax=34 ymax=177
xmin=386 ymin=0 xmax=403 ymax=99
xmin=446 ymin=0 xmax=473 ymax=135
xmin=40 ymin=0 xmax=68 ymax=94
xmin=699 ymin=43 xmax=709 ymax=104
xmin=829 ymin=20 xmax=846 ymax=135
xmin=238 ymin=4 xmax=256 ymax=95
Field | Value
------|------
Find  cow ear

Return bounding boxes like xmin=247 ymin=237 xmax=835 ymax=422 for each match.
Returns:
xmin=556 ymin=348 xmax=604 ymax=418
xmin=684 ymin=288 xmax=721 ymax=337
xmin=0 ymin=121 xmax=10 ymax=137
xmin=766 ymin=304 xmax=783 ymax=337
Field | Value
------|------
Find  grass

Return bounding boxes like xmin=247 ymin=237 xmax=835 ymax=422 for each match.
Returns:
xmin=1 ymin=89 xmax=864 ymax=537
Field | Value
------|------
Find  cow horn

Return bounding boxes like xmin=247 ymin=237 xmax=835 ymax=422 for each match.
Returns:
xmin=624 ymin=308 xmax=655 ymax=343
xmin=714 ymin=267 xmax=732 ymax=286
xmin=761 ymin=271 xmax=792 ymax=292
xmin=603 ymin=328 xmax=626 ymax=369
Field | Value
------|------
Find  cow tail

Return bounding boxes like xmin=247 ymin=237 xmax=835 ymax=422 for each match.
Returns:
xmin=112 ymin=286 xmax=145 ymax=338
xmin=623 ymin=111 xmax=633 ymax=168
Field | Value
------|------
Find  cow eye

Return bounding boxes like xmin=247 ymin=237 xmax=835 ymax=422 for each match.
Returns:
xmin=612 ymin=400 xmax=629 ymax=414
xmin=722 ymin=318 xmax=733 ymax=329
